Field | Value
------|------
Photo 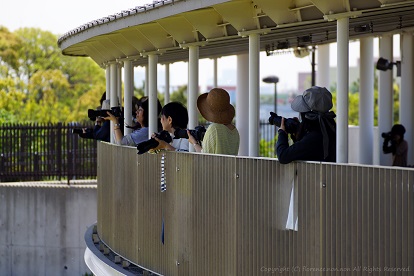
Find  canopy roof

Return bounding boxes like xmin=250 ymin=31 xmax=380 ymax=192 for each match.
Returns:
xmin=58 ymin=0 xmax=414 ymax=66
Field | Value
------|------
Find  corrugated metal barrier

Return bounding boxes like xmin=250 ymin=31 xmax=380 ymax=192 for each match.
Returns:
xmin=97 ymin=142 xmax=414 ymax=275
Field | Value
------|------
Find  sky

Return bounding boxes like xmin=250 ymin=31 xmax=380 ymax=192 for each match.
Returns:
xmin=0 ymin=0 xmax=398 ymax=94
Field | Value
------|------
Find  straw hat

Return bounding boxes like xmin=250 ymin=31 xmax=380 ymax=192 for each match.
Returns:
xmin=291 ymin=86 xmax=333 ymax=113
xmin=197 ymin=88 xmax=235 ymax=124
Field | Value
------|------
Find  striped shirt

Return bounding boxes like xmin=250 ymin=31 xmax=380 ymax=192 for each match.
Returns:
xmin=202 ymin=123 xmax=239 ymax=155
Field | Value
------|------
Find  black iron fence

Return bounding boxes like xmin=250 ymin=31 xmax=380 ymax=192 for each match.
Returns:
xmin=0 ymin=123 xmax=97 ymax=182
xmin=0 ymin=121 xmax=277 ymax=182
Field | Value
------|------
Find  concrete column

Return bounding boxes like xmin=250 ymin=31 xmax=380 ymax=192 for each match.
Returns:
xmin=317 ymin=44 xmax=330 ymax=89
xmin=188 ymin=46 xmax=199 ymax=152
xmin=145 ymin=65 xmax=149 ymax=96
xmin=164 ymin=63 xmax=170 ymax=104
xmin=110 ymin=62 xmax=118 ymax=143
xmin=123 ymin=60 xmax=133 ymax=135
xmin=117 ymin=64 xmax=122 ymax=106
xmin=249 ymin=33 xmax=260 ymax=157
xmin=105 ymin=66 xmax=110 ymax=100
xmin=336 ymin=18 xmax=349 ymax=163
xmin=359 ymin=37 xmax=374 ymax=164
xmin=236 ymin=54 xmax=249 ymax=156
xmin=378 ymin=34 xmax=393 ymax=166
xmin=400 ymin=32 xmax=414 ymax=165
xmin=213 ymin=57 xmax=218 ymax=87
xmin=148 ymin=54 xmax=158 ymax=138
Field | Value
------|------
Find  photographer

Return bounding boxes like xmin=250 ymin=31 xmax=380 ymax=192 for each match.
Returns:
xmin=91 ymin=100 xmax=111 ymax=142
xmin=74 ymin=92 xmax=110 ymax=142
xmin=151 ymin=102 xmax=189 ymax=152
xmin=276 ymin=86 xmax=336 ymax=164
xmin=188 ymin=88 xmax=239 ymax=155
xmin=105 ymin=96 xmax=161 ymax=146
xmin=382 ymin=124 xmax=408 ymax=167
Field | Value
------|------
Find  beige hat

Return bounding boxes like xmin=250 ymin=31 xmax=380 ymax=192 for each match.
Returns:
xmin=197 ymin=88 xmax=235 ymax=124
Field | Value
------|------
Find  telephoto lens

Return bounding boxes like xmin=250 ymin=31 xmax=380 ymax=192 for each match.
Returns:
xmin=268 ymin=112 xmax=300 ymax=134
xmin=136 ymin=130 xmax=172 ymax=154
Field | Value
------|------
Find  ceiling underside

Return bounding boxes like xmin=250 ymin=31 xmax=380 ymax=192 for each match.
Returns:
xmin=58 ymin=0 xmax=414 ymax=67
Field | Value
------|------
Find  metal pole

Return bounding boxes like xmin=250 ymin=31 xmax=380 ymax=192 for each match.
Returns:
xmin=311 ymin=46 xmax=316 ymax=86
xmin=336 ymin=17 xmax=349 ymax=163
xmin=188 ymin=45 xmax=199 ymax=152
xmin=359 ymin=37 xmax=374 ymax=165
xmin=248 ymin=33 xmax=260 ymax=157
xmin=378 ymin=35 xmax=393 ymax=166
xmin=148 ymin=54 xmax=158 ymax=138
xmin=274 ymin=83 xmax=277 ymax=115
xmin=124 ymin=60 xmax=133 ymax=135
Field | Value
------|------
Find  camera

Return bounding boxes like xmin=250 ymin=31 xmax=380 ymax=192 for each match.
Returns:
xmin=72 ymin=128 xmax=83 ymax=134
xmin=136 ymin=130 xmax=173 ymax=154
xmin=174 ymin=125 xmax=206 ymax=143
xmin=88 ymin=106 xmax=122 ymax=121
xmin=268 ymin=112 xmax=300 ymax=134
xmin=381 ymin=132 xmax=392 ymax=139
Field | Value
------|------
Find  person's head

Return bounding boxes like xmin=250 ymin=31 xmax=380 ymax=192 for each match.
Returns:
xmin=132 ymin=96 xmax=140 ymax=116
xmin=291 ymin=86 xmax=333 ymax=114
xmin=197 ymin=88 xmax=235 ymax=124
xmin=391 ymin=124 xmax=405 ymax=142
xmin=135 ymin=96 xmax=162 ymax=127
xmin=292 ymin=86 xmax=336 ymax=158
xmin=160 ymin=102 xmax=188 ymax=133
xmin=291 ymin=86 xmax=334 ymax=131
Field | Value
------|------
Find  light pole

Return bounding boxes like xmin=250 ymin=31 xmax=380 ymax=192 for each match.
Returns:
xmin=262 ymin=76 xmax=279 ymax=114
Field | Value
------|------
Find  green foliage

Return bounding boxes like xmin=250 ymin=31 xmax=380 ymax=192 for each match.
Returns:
xmin=170 ymin=85 xmax=188 ymax=104
xmin=259 ymin=136 xmax=277 ymax=158
xmin=331 ymin=82 xmax=400 ymax=126
xmin=0 ymin=27 xmax=106 ymax=123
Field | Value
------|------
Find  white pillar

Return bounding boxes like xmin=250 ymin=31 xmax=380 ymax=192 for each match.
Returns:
xmin=336 ymin=18 xmax=349 ymax=163
xmin=110 ymin=62 xmax=118 ymax=143
xmin=124 ymin=60 xmax=133 ymax=135
xmin=188 ymin=46 xmax=199 ymax=152
xmin=249 ymin=33 xmax=260 ymax=157
xmin=148 ymin=54 xmax=158 ymax=138
xmin=145 ymin=65 xmax=149 ymax=96
xmin=164 ymin=63 xmax=170 ymax=104
xmin=378 ymin=35 xmax=393 ymax=166
xmin=236 ymin=54 xmax=249 ymax=156
xmin=213 ymin=57 xmax=218 ymax=87
xmin=359 ymin=37 xmax=374 ymax=164
xmin=400 ymin=32 xmax=414 ymax=165
xmin=105 ymin=66 xmax=110 ymax=100
xmin=317 ymin=44 xmax=330 ymax=88
xmin=117 ymin=64 xmax=122 ymax=106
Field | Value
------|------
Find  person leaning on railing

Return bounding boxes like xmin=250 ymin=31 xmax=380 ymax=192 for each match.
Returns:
xmin=276 ymin=86 xmax=337 ymax=164
xmin=152 ymin=101 xmax=189 ymax=152
xmin=105 ymin=96 xmax=162 ymax=146
xmin=382 ymin=124 xmax=408 ymax=167
xmin=188 ymin=88 xmax=240 ymax=155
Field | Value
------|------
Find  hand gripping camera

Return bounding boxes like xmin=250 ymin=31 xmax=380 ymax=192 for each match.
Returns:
xmin=173 ymin=125 xmax=206 ymax=144
xmin=268 ymin=112 xmax=300 ymax=134
xmin=136 ymin=130 xmax=172 ymax=154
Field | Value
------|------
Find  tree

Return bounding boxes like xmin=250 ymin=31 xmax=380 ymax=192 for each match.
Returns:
xmin=0 ymin=27 xmax=106 ymax=123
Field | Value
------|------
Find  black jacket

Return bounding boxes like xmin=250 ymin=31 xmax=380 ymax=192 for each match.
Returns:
xmin=276 ymin=127 xmax=336 ymax=164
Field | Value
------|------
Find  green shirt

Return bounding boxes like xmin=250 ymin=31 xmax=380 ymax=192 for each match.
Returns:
xmin=202 ymin=123 xmax=240 ymax=155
